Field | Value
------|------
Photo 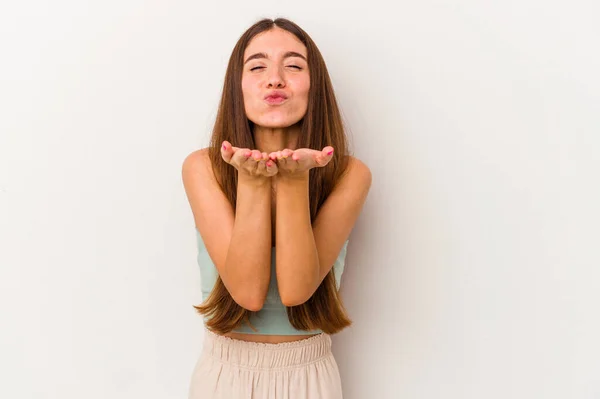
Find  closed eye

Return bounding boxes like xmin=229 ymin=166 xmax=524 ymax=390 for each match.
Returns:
xmin=249 ymin=65 xmax=302 ymax=71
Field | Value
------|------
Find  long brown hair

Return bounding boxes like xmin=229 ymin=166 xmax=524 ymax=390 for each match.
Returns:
xmin=194 ymin=17 xmax=352 ymax=335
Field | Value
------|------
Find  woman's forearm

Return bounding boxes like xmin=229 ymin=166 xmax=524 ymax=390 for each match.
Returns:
xmin=274 ymin=172 xmax=320 ymax=306
xmin=224 ymin=174 xmax=272 ymax=311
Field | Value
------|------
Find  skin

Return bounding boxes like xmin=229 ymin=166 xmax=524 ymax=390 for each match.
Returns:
xmin=222 ymin=26 xmax=332 ymax=178
xmin=221 ymin=27 xmax=332 ymax=343
xmin=182 ymin=27 xmax=371 ymax=344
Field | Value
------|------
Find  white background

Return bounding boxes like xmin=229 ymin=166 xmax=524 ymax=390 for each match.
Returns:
xmin=1 ymin=1 xmax=599 ymax=398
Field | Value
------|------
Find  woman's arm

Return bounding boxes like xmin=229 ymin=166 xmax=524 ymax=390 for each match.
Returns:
xmin=182 ymin=148 xmax=273 ymax=311
xmin=274 ymin=171 xmax=319 ymax=307
xmin=275 ymin=156 xmax=372 ymax=306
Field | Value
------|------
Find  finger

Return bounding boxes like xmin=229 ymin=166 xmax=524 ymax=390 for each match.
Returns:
xmin=256 ymin=159 xmax=267 ymax=175
xmin=265 ymin=159 xmax=278 ymax=176
xmin=231 ymin=148 xmax=252 ymax=166
xmin=221 ymin=141 xmax=234 ymax=163
xmin=323 ymin=146 xmax=334 ymax=156
xmin=291 ymin=148 xmax=314 ymax=162
xmin=224 ymin=141 xmax=241 ymax=152
xmin=317 ymin=146 xmax=335 ymax=166
xmin=278 ymin=153 xmax=290 ymax=168
xmin=251 ymin=150 xmax=263 ymax=161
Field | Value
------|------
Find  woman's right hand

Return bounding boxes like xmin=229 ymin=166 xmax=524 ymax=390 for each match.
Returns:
xmin=221 ymin=141 xmax=278 ymax=178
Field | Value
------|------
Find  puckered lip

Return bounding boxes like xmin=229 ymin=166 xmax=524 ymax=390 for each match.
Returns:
xmin=264 ymin=90 xmax=288 ymax=100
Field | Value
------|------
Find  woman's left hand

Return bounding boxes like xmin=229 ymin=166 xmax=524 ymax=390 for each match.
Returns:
xmin=268 ymin=146 xmax=334 ymax=176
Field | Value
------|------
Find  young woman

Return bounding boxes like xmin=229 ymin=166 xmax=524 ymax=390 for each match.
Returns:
xmin=182 ymin=17 xmax=371 ymax=399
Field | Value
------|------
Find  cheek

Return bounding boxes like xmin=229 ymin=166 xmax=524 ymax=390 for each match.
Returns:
xmin=241 ymin=80 xmax=260 ymax=113
xmin=295 ymin=77 xmax=310 ymax=99
xmin=241 ymin=82 xmax=250 ymax=100
xmin=298 ymin=84 xmax=310 ymax=106
xmin=241 ymin=77 xmax=257 ymax=97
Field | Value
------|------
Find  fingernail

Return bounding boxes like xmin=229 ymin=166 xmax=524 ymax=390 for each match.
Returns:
xmin=267 ymin=161 xmax=273 ymax=167
xmin=222 ymin=144 xmax=227 ymax=150
xmin=327 ymin=150 xmax=334 ymax=155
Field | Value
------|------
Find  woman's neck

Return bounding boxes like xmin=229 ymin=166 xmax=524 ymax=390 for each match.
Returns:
xmin=253 ymin=123 xmax=301 ymax=154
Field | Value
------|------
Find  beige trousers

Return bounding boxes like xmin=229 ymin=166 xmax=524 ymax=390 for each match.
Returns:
xmin=188 ymin=329 xmax=343 ymax=398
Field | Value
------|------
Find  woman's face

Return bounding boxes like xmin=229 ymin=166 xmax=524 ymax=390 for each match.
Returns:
xmin=241 ymin=27 xmax=310 ymax=128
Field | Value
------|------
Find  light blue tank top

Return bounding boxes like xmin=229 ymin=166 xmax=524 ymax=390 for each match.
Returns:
xmin=196 ymin=230 xmax=349 ymax=335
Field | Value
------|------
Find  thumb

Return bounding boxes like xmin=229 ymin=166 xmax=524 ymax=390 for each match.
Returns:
xmin=221 ymin=141 xmax=234 ymax=163
xmin=318 ymin=146 xmax=334 ymax=166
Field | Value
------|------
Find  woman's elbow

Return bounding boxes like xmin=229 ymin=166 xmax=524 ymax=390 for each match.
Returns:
xmin=280 ymin=291 xmax=311 ymax=307
xmin=241 ymin=300 xmax=264 ymax=312
xmin=231 ymin=291 xmax=265 ymax=312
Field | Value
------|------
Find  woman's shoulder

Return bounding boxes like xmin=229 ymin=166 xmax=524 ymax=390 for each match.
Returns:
xmin=182 ymin=147 xmax=224 ymax=195
xmin=182 ymin=147 xmax=213 ymax=180
xmin=341 ymin=155 xmax=372 ymax=187
xmin=183 ymin=147 xmax=210 ymax=168
xmin=345 ymin=155 xmax=370 ymax=171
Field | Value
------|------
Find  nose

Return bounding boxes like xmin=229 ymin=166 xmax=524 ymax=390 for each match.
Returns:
xmin=267 ymin=67 xmax=285 ymax=88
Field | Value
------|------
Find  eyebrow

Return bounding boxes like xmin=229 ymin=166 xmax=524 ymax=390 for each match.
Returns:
xmin=244 ymin=51 xmax=307 ymax=64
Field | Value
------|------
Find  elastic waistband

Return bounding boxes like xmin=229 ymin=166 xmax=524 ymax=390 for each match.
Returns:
xmin=202 ymin=329 xmax=332 ymax=370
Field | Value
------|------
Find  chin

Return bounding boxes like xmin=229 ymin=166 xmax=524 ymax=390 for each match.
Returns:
xmin=251 ymin=115 xmax=303 ymax=129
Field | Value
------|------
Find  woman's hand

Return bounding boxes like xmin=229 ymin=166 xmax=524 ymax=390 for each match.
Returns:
xmin=221 ymin=141 xmax=278 ymax=178
xmin=268 ymin=147 xmax=334 ymax=177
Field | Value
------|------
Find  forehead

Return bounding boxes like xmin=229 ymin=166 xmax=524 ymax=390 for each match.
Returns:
xmin=244 ymin=28 xmax=307 ymax=58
